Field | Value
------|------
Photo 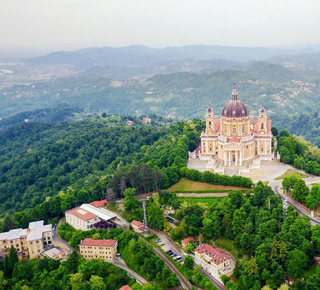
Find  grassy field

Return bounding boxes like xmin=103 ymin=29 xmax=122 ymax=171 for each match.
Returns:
xmin=275 ymin=169 xmax=309 ymax=180
xmin=214 ymin=237 xmax=244 ymax=260
xmin=168 ymin=178 xmax=252 ymax=193
xmin=177 ymin=196 xmax=227 ymax=208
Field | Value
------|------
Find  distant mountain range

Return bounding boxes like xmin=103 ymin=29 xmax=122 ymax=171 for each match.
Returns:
xmin=27 ymin=45 xmax=319 ymax=69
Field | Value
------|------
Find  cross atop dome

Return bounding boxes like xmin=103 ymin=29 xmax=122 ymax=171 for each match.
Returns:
xmin=231 ymin=83 xmax=238 ymax=101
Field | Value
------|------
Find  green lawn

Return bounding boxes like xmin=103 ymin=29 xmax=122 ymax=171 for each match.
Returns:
xmin=275 ymin=169 xmax=309 ymax=180
xmin=177 ymin=196 xmax=227 ymax=208
xmin=168 ymin=178 xmax=252 ymax=193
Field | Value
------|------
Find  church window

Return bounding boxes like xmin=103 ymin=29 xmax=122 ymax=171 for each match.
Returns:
xmin=242 ymin=110 xmax=245 ymax=113
xmin=246 ymin=145 xmax=248 ymax=149
xmin=233 ymin=125 xmax=236 ymax=134
xmin=225 ymin=124 xmax=227 ymax=133
xmin=209 ymin=121 xmax=212 ymax=128
xmin=261 ymin=123 xmax=264 ymax=129
xmin=242 ymin=125 xmax=245 ymax=133
xmin=210 ymin=147 xmax=212 ymax=151
xmin=232 ymin=111 xmax=235 ymax=115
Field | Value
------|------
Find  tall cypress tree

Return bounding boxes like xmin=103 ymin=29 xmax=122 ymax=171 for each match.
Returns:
xmin=3 ymin=246 xmax=18 ymax=278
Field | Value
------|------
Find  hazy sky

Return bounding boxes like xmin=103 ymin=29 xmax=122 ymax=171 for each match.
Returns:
xmin=2 ymin=0 xmax=320 ymax=52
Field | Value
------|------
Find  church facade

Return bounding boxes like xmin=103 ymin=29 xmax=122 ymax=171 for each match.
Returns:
xmin=199 ymin=86 xmax=273 ymax=166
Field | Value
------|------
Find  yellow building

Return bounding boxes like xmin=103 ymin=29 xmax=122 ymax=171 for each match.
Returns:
xmin=199 ymin=85 xmax=273 ymax=167
xmin=79 ymin=238 xmax=117 ymax=260
xmin=0 ymin=220 xmax=53 ymax=259
xmin=194 ymin=244 xmax=232 ymax=276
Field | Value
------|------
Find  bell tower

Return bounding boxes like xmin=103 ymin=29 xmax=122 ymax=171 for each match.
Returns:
xmin=205 ymin=102 xmax=215 ymax=135
xmin=258 ymin=103 xmax=267 ymax=134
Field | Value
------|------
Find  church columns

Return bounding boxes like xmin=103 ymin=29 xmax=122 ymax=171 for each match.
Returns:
xmin=235 ymin=151 xmax=238 ymax=166
xmin=240 ymin=149 xmax=242 ymax=166
xmin=228 ymin=151 xmax=231 ymax=166
xmin=224 ymin=151 xmax=227 ymax=166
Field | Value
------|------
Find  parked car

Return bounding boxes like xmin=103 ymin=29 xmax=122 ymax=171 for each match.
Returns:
xmin=166 ymin=250 xmax=172 ymax=254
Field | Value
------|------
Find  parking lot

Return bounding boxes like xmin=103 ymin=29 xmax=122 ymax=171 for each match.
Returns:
xmin=152 ymin=229 xmax=185 ymax=264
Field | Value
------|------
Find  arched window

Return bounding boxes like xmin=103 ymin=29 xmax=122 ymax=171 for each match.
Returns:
xmin=225 ymin=124 xmax=227 ymax=133
xmin=261 ymin=123 xmax=264 ymax=129
xmin=209 ymin=121 xmax=212 ymax=128
xmin=242 ymin=125 xmax=245 ymax=133
xmin=233 ymin=125 xmax=236 ymax=134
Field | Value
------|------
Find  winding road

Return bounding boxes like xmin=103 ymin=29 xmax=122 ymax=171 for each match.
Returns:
xmin=150 ymin=228 xmax=225 ymax=290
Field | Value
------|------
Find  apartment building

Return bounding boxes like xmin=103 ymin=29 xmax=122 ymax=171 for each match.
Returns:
xmin=0 ymin=220 xmax=53 ymax=259
xmin=79 ymin=238 xmax=117 ymax=260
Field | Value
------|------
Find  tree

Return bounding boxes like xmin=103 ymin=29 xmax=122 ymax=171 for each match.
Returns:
xmin=305 ymin=194 xmax=317 ymax=210
xmin=311 ymin=225 xmax=320 ymax=252
xmin=232 ymin=207 xmax=247 ymax=236
xmin=202 ymin=218 xmax=213 ymax=238
xmin=271 ymin=127 xmax=279 ymax=137
xmin=89 ymin=275 xmax=106 ymax=290
xmin=123 ymin=188 xmax=140 ymax=213
xmin=70 ymin=273 xmax=87 ymax=290
xmin=184 ymin=255 xmax=193 ymax=268
xmin=3 ymin=246 xmax=18 ymax=278
xmin=245 ymin=257 xmax=259 ymax=276
xmin=286 ymin=249 xmax=308 ymax=279
xmin=2 ymin=215 xmax=16 ymax=232
xmin=292 ymin=179 xmax=309 ymax=203
xmin=67 ymin=251 xmax=80 ymax=274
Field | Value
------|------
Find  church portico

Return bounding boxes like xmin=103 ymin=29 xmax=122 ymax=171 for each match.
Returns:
xmin=197 ymin=84 xmax=273 ymax=174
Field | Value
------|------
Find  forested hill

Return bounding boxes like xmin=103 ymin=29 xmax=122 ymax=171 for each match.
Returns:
xmin=0 ymin=103 xmax=85 ymax=131
xmin=0 ymin=115 xmax=204 ymax=223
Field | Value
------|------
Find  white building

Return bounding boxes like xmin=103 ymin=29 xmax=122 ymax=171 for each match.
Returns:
xmin=65 ymin=203 xmax=117 ymax=231
xmin=65 ymin=207 xmax=99 ymax=231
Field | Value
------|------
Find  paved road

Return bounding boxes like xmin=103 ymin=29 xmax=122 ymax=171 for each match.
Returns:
xmin=151 ymin=228 xmax=226 ymax=290
xmin=198 ymin=268 xmax=225 ymax=290
xmin=153 ymin=247 xmax=192 ymax=290
xmin=52 ymin=220 xmax=73 ymax=252
xmin=108 ymin=259 xmax=149 ymax=285
xmin=272 ymin=185 xmax=320 ymax=226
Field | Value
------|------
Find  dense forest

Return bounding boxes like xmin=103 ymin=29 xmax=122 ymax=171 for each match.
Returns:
xmin=0 ymin=116 xmax=203 ymax=230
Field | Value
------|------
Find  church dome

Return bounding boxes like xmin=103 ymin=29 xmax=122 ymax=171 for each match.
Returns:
xmin=221 ymin=85 xmax=249 ymax=118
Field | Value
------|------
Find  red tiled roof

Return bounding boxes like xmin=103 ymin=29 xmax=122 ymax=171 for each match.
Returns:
xmin=214 ymin=118 xmax=221 ymax=133
xmin=131 ymin=220 xmax=144 ymax=227
xmin=227 ymin=138 xmax=240 ymax=143
xmin=79 ymin=238 xmax=117 ymax=247
xmin=181 ymin=237 xmax=196 ymax=244
xmin=90 ymin=199 xmax=107 ymax=208
xmin=68 ymin=207 xmax=97 ymax=221
xmin=119 ymin=286 xmax=132 ymax=290
xmin=194 ymin=244 xmax=230 ymax=265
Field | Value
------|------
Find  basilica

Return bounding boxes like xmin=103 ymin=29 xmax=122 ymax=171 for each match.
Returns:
xmin=199 ymin=85 xmax=273 ymax=168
